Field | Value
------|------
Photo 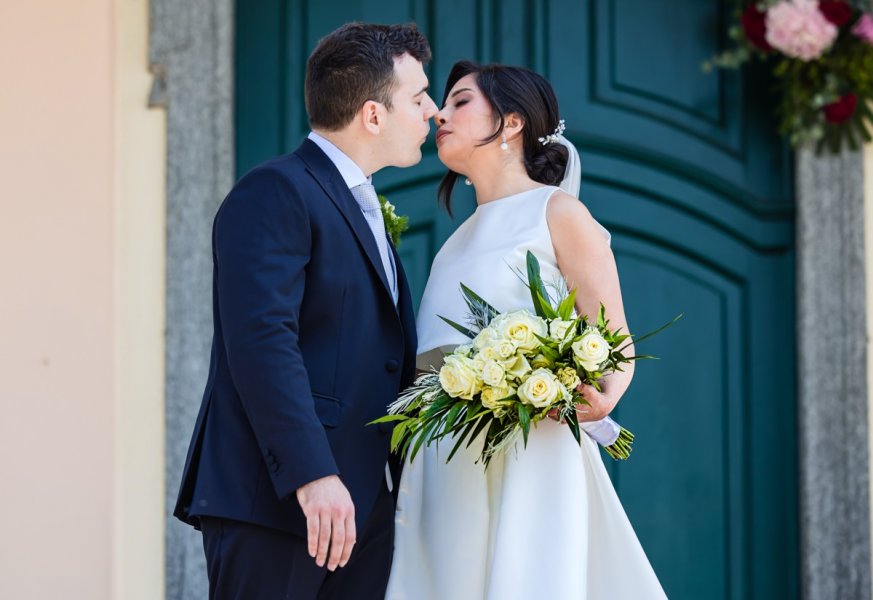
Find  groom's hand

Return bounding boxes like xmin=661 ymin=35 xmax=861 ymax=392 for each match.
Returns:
xmin=296 ymin=475 xmax=356 ymax=571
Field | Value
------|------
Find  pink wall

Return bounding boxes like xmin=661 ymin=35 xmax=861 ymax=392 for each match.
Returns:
xmin=0 ymin=1 xmax=115 ymax=596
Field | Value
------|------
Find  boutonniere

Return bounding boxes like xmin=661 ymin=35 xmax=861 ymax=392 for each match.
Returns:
xmin=378 ymin=194 xmax=409 ymax=247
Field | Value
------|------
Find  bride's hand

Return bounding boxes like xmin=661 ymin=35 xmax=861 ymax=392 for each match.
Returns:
xmin=573 ymin=383 xmax=618 ymax=422
xmin=548 ymin=382 xmax=619 ymax=423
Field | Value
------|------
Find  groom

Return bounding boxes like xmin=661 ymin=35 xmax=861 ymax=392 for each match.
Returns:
xmin=174 ymin=22 xmax=437 ymax=598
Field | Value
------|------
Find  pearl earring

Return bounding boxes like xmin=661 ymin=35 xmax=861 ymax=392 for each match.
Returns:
xmin=464 ymin=178 xmax=472 ymax=186
xmin=500 ymin=133 xmax=508 ymax=151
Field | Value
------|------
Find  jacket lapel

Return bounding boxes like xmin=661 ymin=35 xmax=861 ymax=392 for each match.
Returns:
xmin=295 ymin=139 xmax=394 ymax=303
xmin=392 ymin=242 xmax=418 ymax=383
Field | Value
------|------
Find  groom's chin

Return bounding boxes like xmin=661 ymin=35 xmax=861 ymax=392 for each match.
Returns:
xmin=394 ymin=149 xmax=423 ymax=168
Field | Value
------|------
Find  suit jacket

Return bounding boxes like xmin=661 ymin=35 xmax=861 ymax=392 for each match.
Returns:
xmin=174 ymin=138 xmax=417 ymax=536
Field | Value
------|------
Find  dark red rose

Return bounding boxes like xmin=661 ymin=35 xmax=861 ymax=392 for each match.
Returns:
xmin=741 ymin=4 xmax=772 ymax=52
xmin=819 ymin=1 xmax=853 ymax=27
xmin=823 ymin=93 xmax=859 ymax=124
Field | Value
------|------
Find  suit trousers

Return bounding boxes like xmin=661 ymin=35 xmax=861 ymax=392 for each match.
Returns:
xmin=200 ymin=482 xmax=395 ymax=600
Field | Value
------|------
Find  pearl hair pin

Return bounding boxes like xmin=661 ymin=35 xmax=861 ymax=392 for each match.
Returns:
xmin=538 ymin=119 xmax=566 ymax=145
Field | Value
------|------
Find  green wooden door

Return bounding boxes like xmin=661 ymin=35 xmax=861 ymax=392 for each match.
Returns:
xmin=235 ymin=2 xmax=797 ymax=598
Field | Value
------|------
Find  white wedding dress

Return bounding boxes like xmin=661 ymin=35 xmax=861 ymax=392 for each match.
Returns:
xmin=385 ymin=184 xmax=667 ymax=600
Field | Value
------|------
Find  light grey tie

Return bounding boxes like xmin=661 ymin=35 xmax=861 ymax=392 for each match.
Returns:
xmin=350 ymin=182 xmax=397 ymax=303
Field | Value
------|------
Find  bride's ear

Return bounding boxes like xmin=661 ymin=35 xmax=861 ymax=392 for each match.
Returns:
xmin=502 ymin=113 xmax=525 ymax=142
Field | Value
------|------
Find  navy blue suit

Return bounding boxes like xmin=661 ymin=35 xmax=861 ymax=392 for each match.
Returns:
xmin=174 ymin=139 xmax=417 ymax=598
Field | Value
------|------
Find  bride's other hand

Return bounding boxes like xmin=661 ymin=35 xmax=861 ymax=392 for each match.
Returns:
xmin=573 ymin=382 xmax=617 ymax=422
xmin=546 ymin=380 xmax=618 ymax=422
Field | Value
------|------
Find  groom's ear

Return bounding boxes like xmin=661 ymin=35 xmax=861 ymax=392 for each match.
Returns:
xmin=503 ymin=113 xmax=525 ymax=141
xmin=361 ymin=100 xmax=383 ymax=135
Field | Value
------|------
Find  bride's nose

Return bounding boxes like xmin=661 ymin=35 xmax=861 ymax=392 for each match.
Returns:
xmin=434 ymin=111 xmax=446 ymax=126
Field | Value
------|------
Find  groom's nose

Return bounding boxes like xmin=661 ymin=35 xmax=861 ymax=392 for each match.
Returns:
xmin=423 ymin=95 xmax=438 ymax=120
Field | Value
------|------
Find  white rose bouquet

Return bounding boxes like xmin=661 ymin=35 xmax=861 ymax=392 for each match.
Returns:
xmin=371 ymin=251 xmax=678 ymax=468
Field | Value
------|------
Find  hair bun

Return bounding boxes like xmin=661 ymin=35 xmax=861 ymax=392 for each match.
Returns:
xmin=526 ymin=143 xmax=568 ymax=186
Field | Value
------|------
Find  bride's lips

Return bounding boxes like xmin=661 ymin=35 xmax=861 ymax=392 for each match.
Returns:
xmin=436 ymin=129 xmax=451 ymax=145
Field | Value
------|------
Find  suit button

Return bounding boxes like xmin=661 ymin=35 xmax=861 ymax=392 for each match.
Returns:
xmin=385 ymin=359 xmax=399 ymax=373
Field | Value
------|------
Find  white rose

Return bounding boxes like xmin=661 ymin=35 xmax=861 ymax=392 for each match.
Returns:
xmin=473 ymin=326 xmax=500 ymax=350
xmin=572 ymin=327 xmax=611 ymax=372
xmin=479 ymin=340 xmax=518 ymax=372
xmin=480 ymin=345 xmax=500 ymax=361
xmin=439 ymin=355 xmax=482 ymax=400
xmin=549 ymin=319 xmax=576 ymax=342
xmin=471 ymin=348 xmax=497 ymax=373
xmin=480 ymin=384 xmax=516 ymax=410
xmin=504 ymin=353 xmax=533 ymax=381
xmin=490 ymin=339 xmax=517 ymax=359
xmin=492 ymin=310 xmax=548 ymax=352
xmin=517 ymin=368 xmax=562 ymax=408
xmin=454 ymin=343 xmax=473 ymax=357
xmin=481 ymin=360 xmax=507 ymax=387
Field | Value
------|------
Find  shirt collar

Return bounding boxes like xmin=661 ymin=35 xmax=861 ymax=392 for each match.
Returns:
xmin=307 ymin=131 xmax=370 ymax=189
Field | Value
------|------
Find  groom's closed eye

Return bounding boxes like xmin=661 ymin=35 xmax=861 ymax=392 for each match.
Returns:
xmin=413 ymin=85 xmax=430 ymax=105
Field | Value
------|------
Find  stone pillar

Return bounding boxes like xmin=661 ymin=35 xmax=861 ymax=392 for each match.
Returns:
xmin=149 ymin=0 xmax=234 ymax=597
xmin=797 ymin=146 xmax=871 ymax=599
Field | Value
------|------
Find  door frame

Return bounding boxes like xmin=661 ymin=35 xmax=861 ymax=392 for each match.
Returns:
xmin=149 ymin=2 xmax=872 ymax=598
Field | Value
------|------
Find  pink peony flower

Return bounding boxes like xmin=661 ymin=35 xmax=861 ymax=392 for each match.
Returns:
xmin=853 ymin=13 xmax=873 ymax=45
xmin=765 ymin=0 xmax=839 ymax=61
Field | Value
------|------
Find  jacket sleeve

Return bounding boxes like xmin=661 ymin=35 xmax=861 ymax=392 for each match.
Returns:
xmin=214 ymin=166 xmax=339 ymax=500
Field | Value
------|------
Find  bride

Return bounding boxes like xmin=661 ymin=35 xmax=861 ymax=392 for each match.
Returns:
xmin=385 ymin=61 xmax=667 ymax=599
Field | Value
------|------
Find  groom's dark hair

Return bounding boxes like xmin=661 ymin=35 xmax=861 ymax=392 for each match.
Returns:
xmin=305 ymin=22 xmax=432 ymax=131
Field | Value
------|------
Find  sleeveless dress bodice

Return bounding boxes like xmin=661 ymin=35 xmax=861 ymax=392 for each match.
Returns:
xmin=416 ymin=186 xmax=572 ymax=355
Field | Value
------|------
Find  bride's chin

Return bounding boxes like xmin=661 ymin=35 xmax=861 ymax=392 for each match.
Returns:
xmin=436 ymin=152 xmax=463 ymax=174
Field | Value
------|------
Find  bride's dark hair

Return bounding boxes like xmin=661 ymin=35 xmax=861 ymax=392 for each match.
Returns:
xmin=437 ymin=61 xmax=568 ymax=214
